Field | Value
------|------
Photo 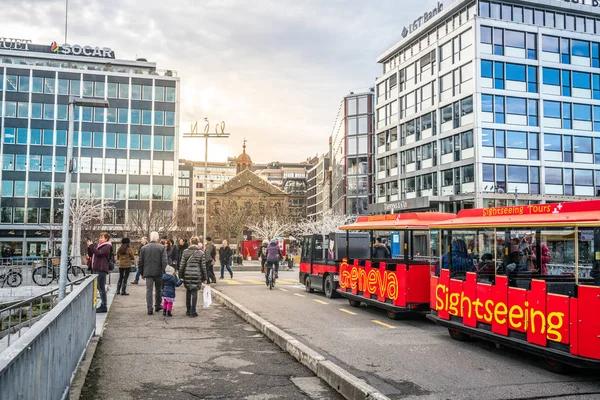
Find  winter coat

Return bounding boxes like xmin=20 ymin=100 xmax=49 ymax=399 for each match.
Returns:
xmin=219 ymin=245 xmax=233 ymax=265
xmin=117 ymin=248 xmax=135 ymax=269
xmin=179 ymin=245 xmax=208 ymax=290
xmin=89 ymin=242 xmax=112 ymax=273
xmin=139 ymin=242 xmax=167 ymax=278
xmin=176 ymin=243 xmax=188 ymax=267
xmin=372 ymin=243 xmax=390 ymax=259
xmin=166 ymin=246 xmax=178 ymax=268
xmin=441 ymin=240 xmax=474 ymax=274
xmin=266 ymin=242 xmax=282 ymax=261
xmin=161 ymin=274 xmax=183 ymax=298
xmin=205 ymin=242 xmax=217 ymax=266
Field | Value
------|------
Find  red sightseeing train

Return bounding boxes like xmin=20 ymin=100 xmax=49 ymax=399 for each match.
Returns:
xmin=427 ymin=200 xmax=600 ymax=371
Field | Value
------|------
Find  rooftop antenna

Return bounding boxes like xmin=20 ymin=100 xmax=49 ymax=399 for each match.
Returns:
xmin=64 ymin=0 xmax=69 ymax=44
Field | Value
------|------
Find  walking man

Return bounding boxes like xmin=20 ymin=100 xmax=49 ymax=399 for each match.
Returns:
xmin=139 ymin=231 xmax=167 ymax=315
xmin=219 ymin=240 xmax=233 ymax=279
xmin=205 ymin=236 xmax=217 ymax=284
xmin=130 ymin=236 xmax=148 ymax=284
xmin=179 ymin=237 xmax=207 ymax=317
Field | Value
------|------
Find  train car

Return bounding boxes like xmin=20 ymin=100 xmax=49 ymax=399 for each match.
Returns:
xmin=336 ymin=212 xmax=455 ymax=320
xmin=428 ymin=200 xmax=600 ymax=372
xmin=299 ymin=232 xmax=370 ymax=298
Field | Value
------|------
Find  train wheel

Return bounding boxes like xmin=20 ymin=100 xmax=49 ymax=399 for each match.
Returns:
xmin=386 ymin=310 xmax=400 ymax=320
xmin=348 ymin=299 xmax=361 ymax=308
xmin=324 ymin=275 xmax=338 ymax=299
xmin=541 ymin=358 xmax=567 ymax=374
xmin=304 ymin=276 xmax=314 ymax=293
xmin=448 ymin=328 xmax=470 ymax=342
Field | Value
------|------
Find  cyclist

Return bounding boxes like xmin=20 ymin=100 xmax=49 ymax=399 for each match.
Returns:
xmin=265 ymin=238 xmax=283 ymax=287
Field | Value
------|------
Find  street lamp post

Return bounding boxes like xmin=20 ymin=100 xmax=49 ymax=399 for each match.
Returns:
xmin=184 ymin=119 xmax=230 ymax=243
xmin=58 ymin=97 xmax=109 ymax=301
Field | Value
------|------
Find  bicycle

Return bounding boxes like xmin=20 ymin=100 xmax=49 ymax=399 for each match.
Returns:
xmin=32 ymin=257 xmax=86 ymax=286
xmin=267 ymin=260 xmax=278 ymax=290
xmin=0 ymin=265 xmax=22 ymax=288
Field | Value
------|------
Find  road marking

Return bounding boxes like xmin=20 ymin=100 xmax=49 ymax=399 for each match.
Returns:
xmin=293 ymin=293 xmax=306 ymax=298
xmin=244 ymin=279 xmax=265 ymax=285
xmin=339 ymin=308 xmax=357 ymax=315
xmin=314 ymin=299 xmax=328 ymax=305
xmin=279 ymin=288 xmax=289 ymax=292
xmin=276 ymin=280 xmax=292 ymax=285
xmin=220 ymin=280 xmax=241 ymax=285
xmin=372 ymin=320 xmax=396 ymax=329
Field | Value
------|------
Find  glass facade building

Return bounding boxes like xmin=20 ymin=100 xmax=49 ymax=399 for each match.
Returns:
xmin=331 ymin=90 xmax=374 ymax=216
xmin=373 ymin=0 xmax=600 ymax=214
xmin=0 ymin=42 xmax=179 ymax=256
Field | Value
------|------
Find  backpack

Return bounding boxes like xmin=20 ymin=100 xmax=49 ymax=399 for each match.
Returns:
xmin=108 ymin=245 xmax=115 ymax=271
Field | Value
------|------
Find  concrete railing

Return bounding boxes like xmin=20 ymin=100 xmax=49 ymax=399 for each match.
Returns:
xmin=0 ymin=275 xmax=97 ymax=400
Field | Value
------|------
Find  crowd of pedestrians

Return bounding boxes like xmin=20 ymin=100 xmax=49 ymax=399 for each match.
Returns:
xmin=87 ymin=232 xmax=238 ymax=316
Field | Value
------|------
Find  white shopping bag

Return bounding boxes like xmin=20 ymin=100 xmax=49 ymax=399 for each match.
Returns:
xmin=203 ymin=284 xmax=212 ymax=309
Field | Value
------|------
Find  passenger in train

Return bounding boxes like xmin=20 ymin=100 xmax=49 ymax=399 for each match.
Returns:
xmin=520 ymin=232 xmax=551 ymax=274
xmin=441 ymin=238 xmax=474 ymax=275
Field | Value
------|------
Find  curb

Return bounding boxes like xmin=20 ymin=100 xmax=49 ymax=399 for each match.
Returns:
xmin=211 ymin=288 xmax=390 ymax=400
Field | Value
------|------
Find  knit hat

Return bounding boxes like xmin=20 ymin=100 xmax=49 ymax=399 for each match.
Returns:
xmin=270 ymin=238 xmax=277 ymax=243
xmin=166 ymin=266 xmax=176 ymax=275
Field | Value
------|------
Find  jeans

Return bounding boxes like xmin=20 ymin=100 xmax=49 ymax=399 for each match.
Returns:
xmin=134 ymin=269 xmax=141 ymax=282
xmin=186 ymin=289 xmax=198 ymax=313
xmin=145 ymin=276 xmax=163 ymax=311
xmin=220 ymin=263 xmax=233 ymax=278
xmin=117 ymin=268 xmax=130 ymax=294
xmin=95 ymin=271 xmax=107 ymax=308
xmin=265 ymin=260 xmax=279 ymax=284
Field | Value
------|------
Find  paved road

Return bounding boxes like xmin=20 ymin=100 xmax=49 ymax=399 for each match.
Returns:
xmin=79 ymin=280 xmax=342 ymax=400
xmin=215 ymin=270 xmax=600 ymax=400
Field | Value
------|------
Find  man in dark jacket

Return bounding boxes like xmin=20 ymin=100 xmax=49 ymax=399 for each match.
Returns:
xmin=179 ymin=237 xmax=207 ymax=317
xmin=88 ymin=232 xmax=112 ymax=313
xmin=219 ymin=240 xmax=233 ymax=279
xmin=139 ymin=231 xmax=168 ymax=315
xmin=205 ymin=236 xmax=217 ymax=284
xmin=372 ymin=238 xmax=390 ymax=259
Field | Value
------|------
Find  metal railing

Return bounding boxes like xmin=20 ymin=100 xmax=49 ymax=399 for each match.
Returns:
xmin=0 ymin=275 xmax=97 ymax=400
xmin=0 ymin=275 xmax=89 ymax=347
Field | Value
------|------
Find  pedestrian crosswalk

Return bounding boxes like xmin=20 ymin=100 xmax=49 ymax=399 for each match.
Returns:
xmin=215 ymin=278 xmax=300 ymax=286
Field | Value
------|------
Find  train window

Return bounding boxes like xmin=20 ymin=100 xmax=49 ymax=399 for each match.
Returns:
xmin=313 ymin=236 xmax=324 ymax=261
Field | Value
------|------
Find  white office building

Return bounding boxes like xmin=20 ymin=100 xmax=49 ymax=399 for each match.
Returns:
xmin=373 ymin=0 xmax=600 ymax=214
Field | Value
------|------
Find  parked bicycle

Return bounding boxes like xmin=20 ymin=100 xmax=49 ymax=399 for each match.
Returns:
xmin=0 ymin=265 xmax=22 ymax=288
xmin=32 ymin=257 xmax=86 ymax=286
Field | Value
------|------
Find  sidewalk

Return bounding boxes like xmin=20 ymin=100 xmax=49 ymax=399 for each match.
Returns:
xmin=78 ymin=281 xmax=341 ymax=399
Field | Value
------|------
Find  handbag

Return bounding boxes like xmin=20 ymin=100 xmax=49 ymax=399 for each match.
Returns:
xmin=129 ymin=262 xmax=137 ymax=273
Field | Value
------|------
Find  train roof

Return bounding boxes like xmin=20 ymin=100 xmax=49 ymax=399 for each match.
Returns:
xmin=430 ymin=200 xmax=600 ymax=229
xmin=339 ymin=212 xmax=456 ymax=231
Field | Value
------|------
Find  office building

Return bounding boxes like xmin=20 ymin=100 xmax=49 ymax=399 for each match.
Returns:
xmin=373 ymin=0 xmax=600 ymax=214
xmin=306 ymin=153 xmax=331 ymax=220
xmin=331 ymin=89 xmax=375 ymax=216
xmin=0 ymin=38 xmax=179 ymax=255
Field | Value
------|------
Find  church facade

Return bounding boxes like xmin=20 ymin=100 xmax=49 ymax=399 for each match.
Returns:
xmin=206 ymin=143 xmax=289 ymax=244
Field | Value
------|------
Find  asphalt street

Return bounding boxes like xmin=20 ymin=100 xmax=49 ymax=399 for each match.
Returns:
xmin=79 ymin=280 xmax=343 ymax=400
xmin=215 ymin=270 xmax=600 ymax=400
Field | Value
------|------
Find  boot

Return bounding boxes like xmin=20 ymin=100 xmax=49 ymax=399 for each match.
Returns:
xmin=121 ymin=282 xmax=128 ymax=295
xmin=163 ymin=309 xmax=167 ymax=316
xmin=130 ymin=280 xmax=138 ymax=284
xmin=116 ymin=283 xmax=121 ymax=295
xmin=167 ymin=311 xmax=173 ymax=317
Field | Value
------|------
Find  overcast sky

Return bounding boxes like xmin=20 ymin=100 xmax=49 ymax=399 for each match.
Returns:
xmin=4 ymin=0 xmax=440 ymax=163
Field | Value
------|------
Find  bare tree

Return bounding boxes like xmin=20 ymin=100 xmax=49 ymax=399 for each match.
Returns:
xmin=211 ymin=200 xmax=254 ymax=245
xmin=290 ymin=213 xmax=356 ymax=237
xmin=59 ymin=192 xmax=115 ymax=259
xmin=172 ymin=198 xmax=196 ymax=240
xmin=126 ymin=202 xmax=176 ymax=240
xmin=246 ymin=215 xmax=294 ymax=241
